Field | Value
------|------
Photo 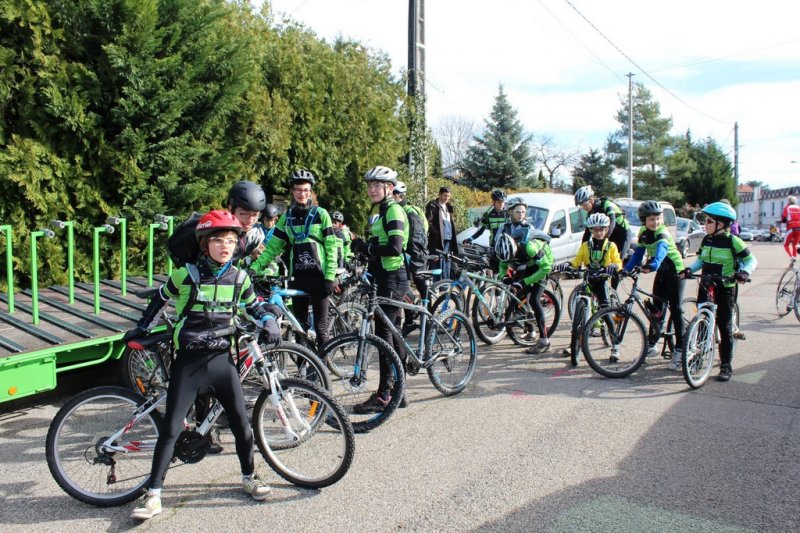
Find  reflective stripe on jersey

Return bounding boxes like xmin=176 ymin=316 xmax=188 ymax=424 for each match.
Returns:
xmin=371 ymin=199 xmax=409 ymax=272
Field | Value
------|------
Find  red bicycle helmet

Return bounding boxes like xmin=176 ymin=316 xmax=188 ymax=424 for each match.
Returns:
xmin=195 ymin=209 xmax=243 ymax=241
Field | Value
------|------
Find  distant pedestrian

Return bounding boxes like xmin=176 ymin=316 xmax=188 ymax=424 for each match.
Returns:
xmin=730 ymin=220 xmax=740 ymax=236
xmin=425 ymin=186 xmax=460 ymax=278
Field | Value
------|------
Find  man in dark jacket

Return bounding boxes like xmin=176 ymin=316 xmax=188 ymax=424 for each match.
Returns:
xmin=425 ymin=186 xmax=460 ymax=279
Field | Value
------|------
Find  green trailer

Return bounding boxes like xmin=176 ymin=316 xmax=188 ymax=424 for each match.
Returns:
xmin=0 ymin=216 xmax=173 ymax=403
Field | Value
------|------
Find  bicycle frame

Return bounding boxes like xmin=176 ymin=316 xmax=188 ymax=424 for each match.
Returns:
xmin=103 ymin=332 xmax=308 ymax=456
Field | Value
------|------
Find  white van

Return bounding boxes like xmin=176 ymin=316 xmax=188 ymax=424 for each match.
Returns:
xmin=458 ymin=192 xmax=586 ymax=263
xmin=614 ymin=198 xmax=678 ymax=253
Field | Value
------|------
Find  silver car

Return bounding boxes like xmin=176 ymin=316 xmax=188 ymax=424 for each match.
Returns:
xmin=676 ymin=217 xmax=705 ymax=257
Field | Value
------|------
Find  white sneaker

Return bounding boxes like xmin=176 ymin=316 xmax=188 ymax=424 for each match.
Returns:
xmin=130 ymin=493 xmax=162 ymax=520
xmin=243 ymin=473 xmax=271 ymax=501
xmin=666 ymin=350 xmax=682 ymax=371
xmin=525 ymin=339 xmax=550 ymax=354
xmin=609 ymin=346 xmax=620 ymax=363
xmin=645 ymin=344 xmax=658 ymax=357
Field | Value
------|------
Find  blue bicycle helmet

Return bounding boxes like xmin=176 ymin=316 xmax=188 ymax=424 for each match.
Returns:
xmin=701 ymin=201 xmax=737 ymax=224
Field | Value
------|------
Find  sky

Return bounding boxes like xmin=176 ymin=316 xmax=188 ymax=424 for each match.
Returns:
xmin=259 ymin=0 xmax=800 ymax=191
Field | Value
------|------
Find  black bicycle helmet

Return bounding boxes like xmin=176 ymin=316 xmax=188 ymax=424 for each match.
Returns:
xmin=290 ymin=169 xmax=316 ymax=186
xmin=263 ymin=203 xmax=279 ymax=219
xmin=491 ymin=189 xmax=507 ymax=202
xmin=638 ymin=200 xmax=663 ymax=223
xmin=228 ymin=181 xmax=266 ymax=211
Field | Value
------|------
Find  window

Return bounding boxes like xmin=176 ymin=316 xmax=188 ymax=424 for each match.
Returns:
xmin=549 ymin=209 xmax=567 ymax=235
xmin=569 ymin=207 xmax=586 ymax=234
xmin=526 ymin=206 xmax=548 ymax=230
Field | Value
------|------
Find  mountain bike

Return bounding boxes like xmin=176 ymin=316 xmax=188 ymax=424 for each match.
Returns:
xmin=775 ymin=263 xmax=799 ymax=317
xmin=682 ymin=273 xmax=747 ymax=388
xmin=46 ymin=322 xmax=355 ymax=507
xmin=557 ymin=267 xmax=616 ymax=367
xmin=322 ymin=269 xmax=476 ymax=433
xmin=580 ymin=268 xmax=692 ymax=378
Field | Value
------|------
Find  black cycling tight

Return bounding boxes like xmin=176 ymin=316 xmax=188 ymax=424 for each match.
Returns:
xmin=148 ymin=350 xmax=255 ymax=490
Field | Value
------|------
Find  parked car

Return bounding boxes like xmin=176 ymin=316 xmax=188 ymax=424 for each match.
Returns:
xmin=457 ymin=192 xmax=585 ymax=263
xmin=752 ymin=228 xmax=772 ymax=242
xmin=739 ymin=227 xmax=754 ymax=241
xmin=614 ymin=198 xmax=678 ymax=257
xmin=676 ymin=216 xmax=705 ymax=257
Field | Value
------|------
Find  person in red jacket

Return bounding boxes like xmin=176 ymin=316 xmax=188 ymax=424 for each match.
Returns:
xmin=782 ymin=195 xmax=800 ymax=264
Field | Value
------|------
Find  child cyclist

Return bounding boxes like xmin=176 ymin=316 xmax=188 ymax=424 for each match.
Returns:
xmin=123 ymin=210 xmax=281 ymax=520
xmin=683 ymin=201 xmax=757 ymax=382
xmin=554 ymin=213 xmax=622 ymax=355
xmin=494 ymin=230 xmax=554 ymax=355
xmin=623 ymin=201 xmax=686 ymax=370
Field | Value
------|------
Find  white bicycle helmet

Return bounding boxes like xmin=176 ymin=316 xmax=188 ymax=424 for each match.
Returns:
xmin=364 ymin=166 xmax=398 ymax=185
xmin=586 ymin=213 xmax=610 ymax=228
xmin=494 ymin=233 xmax=518 ymax=262
xmin=574 ymin=185 xmax=594 ymax=206
xmin=394 ymin=180 xmax=407 ymax=195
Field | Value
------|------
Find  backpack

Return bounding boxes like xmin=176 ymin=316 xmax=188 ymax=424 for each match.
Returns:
xmin=402 ymin=204 xmax=429 ymax=270
xmin=167 ymin=212 xmax=203 ymax=267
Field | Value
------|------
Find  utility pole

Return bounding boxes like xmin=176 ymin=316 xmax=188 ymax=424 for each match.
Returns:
xmin=408 ymin=0 xmax=428 ymax=199
xmin=733 ymin=121 xmax=739 ymax=195
xmin=627 ymin=73 xmax=634 ymax=198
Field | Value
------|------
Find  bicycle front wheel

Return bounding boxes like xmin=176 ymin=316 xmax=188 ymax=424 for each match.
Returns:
xmin=121 ymin=344 xmax=170 ymax=396
xmin=775 ymin=268 xmax=798 ymax=317
xmin=252 ymin=378 xmax=355 ymax=488
xmin=426 ymin=310 xmax=477 ymax=395
xmin=471 ymin=284 xmax=507 ymax=345
xmin=430 ymin=289 xmax=464 ymax=317
xmin=45 ymin=386 xmax=160 ymax=507
xmin=582 ymin=307 xmax=647 ymax=378
xmin=682 ymin=310 xmax=716 ymax=389
xmin=259 ymin=342 xmax=330 ymax=392
xmin=321 ymin=332 xmax=404 ymax=433
xmin=570 ymin=299 xmax=588 ymax=367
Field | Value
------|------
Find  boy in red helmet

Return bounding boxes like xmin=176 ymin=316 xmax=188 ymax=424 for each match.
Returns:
xmin=123 ymin=210 xmax=281 ymax=520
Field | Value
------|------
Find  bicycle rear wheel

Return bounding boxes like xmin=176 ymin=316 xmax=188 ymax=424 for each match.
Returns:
xmin=426 ymin=310 xmax=478 ymax=395
xmin=258 ymin=342 xmax=330 ymax=393
xmin=252 ymin=378 xmax=355 ymax=488
xmin=121 ymin=344 xmax=170 ymax=396
xmin=471 ymin=284 xmax=507 ymax=345
xmin=430 ymin=289 xmax=463 ymax=317
xmin=321 ymin=332 xmax=404 ymax=433
xmin=682 ymin=311 xmax=716 ymax=389
xmin=775 ymin=268 xmax=798 ymax=316
xmin=582 ymin=307 xmax=647 ymax=378
xmin=46 ymin=386 xmax=160 ymax=507
xmin=506 ymin=288 xmax=560 ymax=346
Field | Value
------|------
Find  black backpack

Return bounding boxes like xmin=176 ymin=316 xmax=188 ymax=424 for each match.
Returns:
xmin=167 ymin=212 xmax=203 ymax=267
xmin=402 ymin=204 xmax=429 ymax=271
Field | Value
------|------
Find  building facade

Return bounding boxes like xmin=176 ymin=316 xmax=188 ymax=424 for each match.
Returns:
xmin=737 ymin=185 xmax=800 ymax=229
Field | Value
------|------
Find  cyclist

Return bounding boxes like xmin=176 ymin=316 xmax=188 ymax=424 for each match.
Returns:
xmin=253 ymin=203 xmax=284 ymax=277
xmin=227 ymin=181 xmax=267 ymax=267
xmin=683 ymin=201 xmax=757 ymax=382
xmin=494 ymin=197 xmax=530 ymax=246
xmin=249 ymin=170 xmax=339 ymax=355
xmin=623 ymin=200 xmax=686 ymax=371
xmin=392 ymin=180 xmax=429 ymax=335
xmin=781 ymin=195 xmax=800 ymax=265
xmin=554 ymin=212 xmax=621 ymax=311
xmin=124 ymin=210 xmax=281 ymax=520
xmin=350 ymin=166 xmax=410 ymax=412
xmin=575 ymin=185 xmax=630 ymax=287
xmin=331 ymin=211 xmax=353 ymax=269
xmin=463 ymin=189 xmax=508 ymax=273
xmin=495 ymin=229 xmax=554 ymax=355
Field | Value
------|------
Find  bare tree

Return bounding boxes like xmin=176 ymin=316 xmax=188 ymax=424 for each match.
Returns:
xmin=433 ymin=115 xmax=478 ymax=169
xmin=531 ymin=134 xmax=582 ymax=190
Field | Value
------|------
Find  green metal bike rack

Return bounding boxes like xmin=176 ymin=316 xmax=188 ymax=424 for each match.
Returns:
xmin=92 ymin=223 xmax=115 ymax=315
xmin=106 ymin=216 xmax=127 ymax=296
xmin=30 ymin=229 xmax=55 ymax=325
xmin=155 ymin=214 xmax=174 ymax=276
xmin=0 ymin=225 xmax=13 ymax=314
xmin=51 ymin=219 xmax=75 ymax=304
xmin=147 ymin=217 xmax=169 ymax=286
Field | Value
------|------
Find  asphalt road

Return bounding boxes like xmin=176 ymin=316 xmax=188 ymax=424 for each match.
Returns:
xmin=1 ymin=241 xmax=798 ymax=532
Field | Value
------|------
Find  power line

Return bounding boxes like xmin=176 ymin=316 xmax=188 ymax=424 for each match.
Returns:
xmin=655 ymin=37 xmax=800 ymax=73
xmin=562 ymin=0 xmax=732 ymax=126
